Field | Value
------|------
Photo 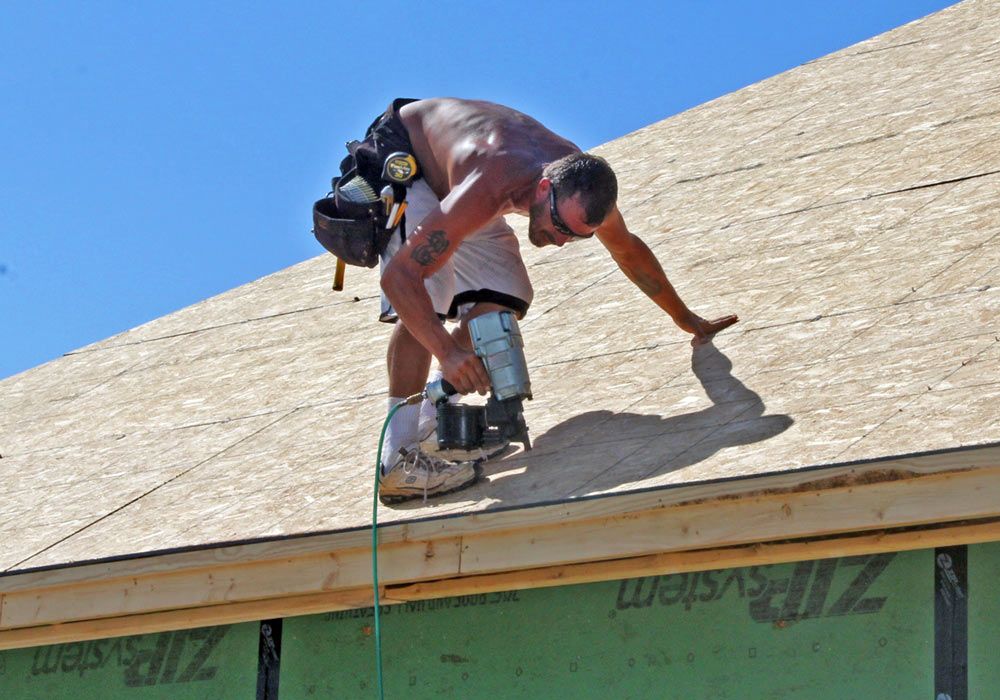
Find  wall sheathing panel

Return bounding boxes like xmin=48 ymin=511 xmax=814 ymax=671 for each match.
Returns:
xmin=281 ymin=550 xmax=934 ymax=699
xmin=0 ymin=622 xmax=258 ymax=699
xmin=6 ymin=542 xmax=1000 ymax=699
xmin=968 ymin=542 xmax=1000 ymax=697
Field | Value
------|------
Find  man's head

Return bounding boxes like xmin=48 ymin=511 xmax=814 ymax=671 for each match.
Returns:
xmin=528 ymin=153 xmax=618 ymax=248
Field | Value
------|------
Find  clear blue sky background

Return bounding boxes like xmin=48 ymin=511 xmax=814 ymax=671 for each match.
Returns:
xmin=1 ymin=1 xmax=956 ymax=379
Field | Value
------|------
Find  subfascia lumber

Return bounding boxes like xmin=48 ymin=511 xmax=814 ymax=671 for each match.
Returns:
xmin=1 ymin=445 xmax=998 ymax=645
xmin=0 ymin=538 xmax=464 ymax=630
xmin=458 ymin=464 xmax=1000 ymax=573
xmin=390 ymin=517 xmax=1000 ymax=601
xmin=0 ymin=586 xmax=376 ymax=651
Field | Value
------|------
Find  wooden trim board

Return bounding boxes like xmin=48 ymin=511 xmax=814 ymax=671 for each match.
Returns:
xmin=3 ymin=518 xmax=999 ymax=651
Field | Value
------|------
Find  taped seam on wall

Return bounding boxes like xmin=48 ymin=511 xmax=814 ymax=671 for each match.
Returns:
xmin=935 ymin=546 xmax=967 ymax=700
xmin=257 ymin=619 xmax=283 ymax=700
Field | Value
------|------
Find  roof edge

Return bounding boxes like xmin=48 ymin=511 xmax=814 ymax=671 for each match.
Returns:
xmin=6 ymin=441 xmax=998 ymax=583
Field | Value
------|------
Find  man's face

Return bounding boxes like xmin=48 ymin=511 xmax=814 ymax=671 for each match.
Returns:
xmin=527 ymin=187 xmax=597 ymax=248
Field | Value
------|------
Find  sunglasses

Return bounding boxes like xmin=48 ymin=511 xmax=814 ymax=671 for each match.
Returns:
xmin=549 ymin=187 xmax=596 ymax=240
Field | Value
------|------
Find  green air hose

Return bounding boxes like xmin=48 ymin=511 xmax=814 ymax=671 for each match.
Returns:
xmin=372 ymin=393 xmax=422 ymax=700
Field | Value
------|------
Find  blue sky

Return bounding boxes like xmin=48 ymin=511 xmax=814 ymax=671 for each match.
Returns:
xmin=1 ymin=1 xmax=956 ymax=379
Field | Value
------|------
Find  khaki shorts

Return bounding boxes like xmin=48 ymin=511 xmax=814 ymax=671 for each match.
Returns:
xmin=379 ymin=179 xmax=534 ymax=323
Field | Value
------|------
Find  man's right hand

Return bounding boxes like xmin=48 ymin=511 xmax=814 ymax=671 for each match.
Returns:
xmin=441 ymin=347 xmax=491 ymax=395
xmin=687 ymin=313 xmax=740 ymax=346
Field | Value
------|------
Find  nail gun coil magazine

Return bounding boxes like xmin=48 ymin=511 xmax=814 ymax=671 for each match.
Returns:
xmin=436 ymin=404 xmax=487 ymax=450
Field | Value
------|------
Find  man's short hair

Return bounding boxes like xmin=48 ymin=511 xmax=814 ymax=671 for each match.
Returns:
xmin=543 ymin=153 xmax=618 ymax=226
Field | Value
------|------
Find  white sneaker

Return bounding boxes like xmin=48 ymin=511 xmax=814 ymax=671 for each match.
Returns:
xmin=378 ymin=446 xmax=478 ymax=504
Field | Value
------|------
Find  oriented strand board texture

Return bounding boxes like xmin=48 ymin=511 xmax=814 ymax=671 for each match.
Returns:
xmin=2 ymin=0 xmax=998 ymax=573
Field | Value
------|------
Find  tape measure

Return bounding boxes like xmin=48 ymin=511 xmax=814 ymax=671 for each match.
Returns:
xmin=382 ymin=152 xmax=419 ymax=184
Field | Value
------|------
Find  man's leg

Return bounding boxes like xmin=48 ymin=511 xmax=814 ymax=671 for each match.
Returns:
xmin=379 ymin=179 xmax=454 ymax=470
xmin=380 ymin=319 xmax=479 ymax=502
xmin=380 ymin=317 xmax=478 ymax=503
xmin=382 ymin=321 xmax=433 ymax=472
xmin=387 ymin=321 xmax=433 ymax=397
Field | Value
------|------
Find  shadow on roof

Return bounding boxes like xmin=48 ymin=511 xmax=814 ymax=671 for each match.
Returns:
xmin=388 ymin=343 xmax=794 ymax=510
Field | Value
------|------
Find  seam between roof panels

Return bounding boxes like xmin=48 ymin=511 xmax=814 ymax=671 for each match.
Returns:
xmin=7 ymin=408 xmax=298 ymax=572
xmin=833 ymin=340 xmax=1000 ymax=462
xmin=64 ymin=298 xmax=378 ymax=356
xmin=850 ymin=39 xmax=926 ymax=56
xmin=737 ymin=169 xmax=1000 ymax=227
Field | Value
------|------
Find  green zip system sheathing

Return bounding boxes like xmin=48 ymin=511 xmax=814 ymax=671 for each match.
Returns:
xmin=2 ymin=541 xmax=997 ymax=699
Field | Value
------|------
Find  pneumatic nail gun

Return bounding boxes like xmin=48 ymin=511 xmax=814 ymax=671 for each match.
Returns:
xmin=424 ymin=310 xmax=532 ymax=453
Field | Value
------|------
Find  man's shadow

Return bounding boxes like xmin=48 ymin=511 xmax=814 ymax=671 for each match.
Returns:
xmin=476 ymin=342 xmax=794 ymax=500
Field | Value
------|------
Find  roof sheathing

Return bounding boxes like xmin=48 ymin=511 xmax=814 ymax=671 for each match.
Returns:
xmin=1 ymin=0 xmax=997 ymax=608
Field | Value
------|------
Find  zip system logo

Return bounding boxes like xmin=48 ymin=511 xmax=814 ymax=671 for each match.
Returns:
xmin=28 ymin=627 xmax=229 ymax=687
xmin=614 ymin=554 xmax=895 ymax=623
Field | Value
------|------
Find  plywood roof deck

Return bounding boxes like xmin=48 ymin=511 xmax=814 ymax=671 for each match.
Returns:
xmin=1 ymin=0 xmax=998 ymax=646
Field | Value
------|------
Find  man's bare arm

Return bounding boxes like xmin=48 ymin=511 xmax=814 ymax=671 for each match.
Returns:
xmin=596 ymin=207 xmax=739 ymax=345
xmin=381 ymin=172 xmax=504 ymax=393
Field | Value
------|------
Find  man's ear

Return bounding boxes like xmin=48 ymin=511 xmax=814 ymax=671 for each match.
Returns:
xmin=536 ymin=176 xmax=552 ymax=198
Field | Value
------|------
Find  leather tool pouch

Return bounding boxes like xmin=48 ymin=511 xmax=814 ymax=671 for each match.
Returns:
xmin=312 ymin=169 xmax=391 ymax=269
xmin=312 ymin=98 xmax=419 ymax=268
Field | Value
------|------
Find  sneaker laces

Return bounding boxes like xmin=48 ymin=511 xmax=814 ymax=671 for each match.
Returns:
xmin=400 ymin=448 xmax=448 ymax=503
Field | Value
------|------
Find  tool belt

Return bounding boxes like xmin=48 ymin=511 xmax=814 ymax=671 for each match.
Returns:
xmin=312 ymin=98 xmax=421 ymax=268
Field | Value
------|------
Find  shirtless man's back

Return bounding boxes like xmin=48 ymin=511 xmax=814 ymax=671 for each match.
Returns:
xmin=401 ymin=98 xmax=577 ymax=208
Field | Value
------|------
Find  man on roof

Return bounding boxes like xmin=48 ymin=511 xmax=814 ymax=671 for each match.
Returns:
xmin=358 ymin=98 xmax=738 ymax=502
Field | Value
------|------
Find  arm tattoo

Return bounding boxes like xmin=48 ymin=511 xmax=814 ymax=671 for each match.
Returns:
xmin=410 ymin=229 xmax=450 ymax=267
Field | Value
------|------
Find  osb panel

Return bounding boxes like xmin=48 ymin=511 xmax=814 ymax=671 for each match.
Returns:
xmin=2 ymin=0 xmax=999 ymax=572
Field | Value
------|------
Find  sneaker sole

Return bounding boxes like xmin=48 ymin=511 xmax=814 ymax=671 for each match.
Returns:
xmin=378 ymin=464 xmax=481 ymax=505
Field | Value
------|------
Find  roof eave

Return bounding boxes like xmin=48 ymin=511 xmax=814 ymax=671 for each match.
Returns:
xmin=2 ymin=441 xmax=998 ymax=650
